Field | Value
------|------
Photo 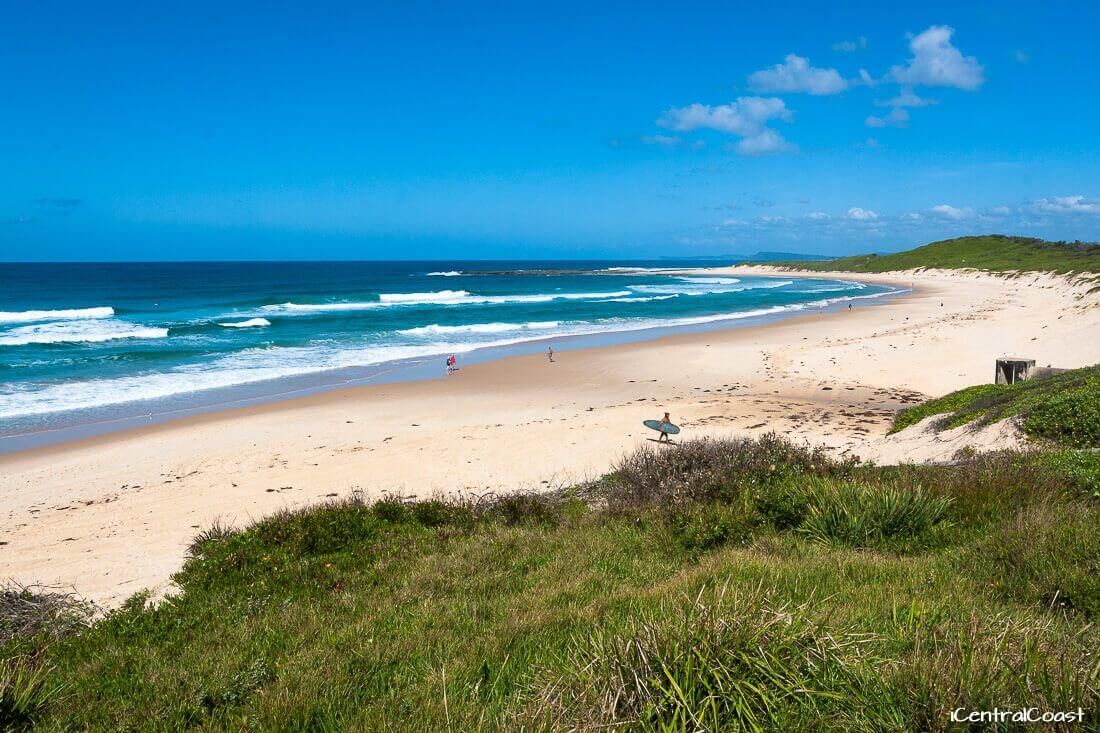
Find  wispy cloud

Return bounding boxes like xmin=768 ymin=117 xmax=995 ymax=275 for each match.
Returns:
xmin=1033 ymin=195 xmax=1100 ymax=214
xmin=832 ymin=36 xmax=867 ymax=53
xmin=748 ymin=54 xmax=848 ymax=95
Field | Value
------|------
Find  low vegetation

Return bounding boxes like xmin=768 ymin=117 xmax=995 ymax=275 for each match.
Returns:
xmin=765 ymin=234 xmax=1100 ymax=275
xmin=892 ymin=363 xmax=1100 ymax=449
xmin=4 ymin=431 xmax=1098 ymax=730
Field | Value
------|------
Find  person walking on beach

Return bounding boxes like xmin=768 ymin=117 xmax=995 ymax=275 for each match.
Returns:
xmin=658 ymin=411 xmax=672 ymax=443
xmin=547 ymin=345 xmax=554 ymax=363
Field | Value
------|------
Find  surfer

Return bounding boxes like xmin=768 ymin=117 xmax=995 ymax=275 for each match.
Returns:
xmin=547 ymin=345 xmax=554 ymax=362
xmin=658 ymin=412 xmax=672 ymax=442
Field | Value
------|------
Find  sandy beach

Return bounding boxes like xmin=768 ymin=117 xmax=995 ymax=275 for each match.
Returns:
xmin=2 ymin=267 xmax=1097 ymax=607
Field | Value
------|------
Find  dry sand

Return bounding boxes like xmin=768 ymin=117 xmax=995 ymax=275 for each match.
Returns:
xmin=1 ymin=267 xmax=1097 ymax=607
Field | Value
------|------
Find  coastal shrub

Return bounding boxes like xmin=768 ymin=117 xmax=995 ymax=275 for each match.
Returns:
xmin=1036 ymin=450 xmax=1100 ymax=498
xmin=967 ymin=500 xmax=1100 ymax=617
xmin=892 ymin=364 xmax=1100 ymax=448
xmin=797 ymin=480 xmax=952 ymax=550
xmin=605 ymin=434 xmax=854 ymax=509
xmin=665 ymin=502 xmax=756 ymax=552
xmin=532 ymin=586 xmax=896 ymax=731
xmin=483 ymin=493 xmax=561 ymax=527
xmin=1023 ymin=381 xmax=1100 ymax=448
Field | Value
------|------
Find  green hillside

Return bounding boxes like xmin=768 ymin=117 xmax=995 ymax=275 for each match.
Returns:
xmin=765 ymin=235 xmax=1100 ymax=274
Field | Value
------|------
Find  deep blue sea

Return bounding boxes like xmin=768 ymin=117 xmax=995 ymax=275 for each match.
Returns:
xmin=0 ymin=261 xmax=895 ymax=446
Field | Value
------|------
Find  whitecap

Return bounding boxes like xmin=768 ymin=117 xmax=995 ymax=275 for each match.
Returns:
xmin=0 ymin=306 xmax=115 ymax=324
xmin=0 ymin=320 xmax=168 ymax=346
xmin=218 ymin=318 xmax=272 ymax=328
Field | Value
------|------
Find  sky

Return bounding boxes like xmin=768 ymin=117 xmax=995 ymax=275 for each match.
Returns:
xmin=1 ymin=0 xmax=1098 ymax=261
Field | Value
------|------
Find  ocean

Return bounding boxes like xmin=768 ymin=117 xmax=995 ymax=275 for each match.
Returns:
xmin=0 ymin=261 xmax=896 ymax=449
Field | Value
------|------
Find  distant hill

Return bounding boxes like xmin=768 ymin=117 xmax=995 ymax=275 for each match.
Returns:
xmin=768 ymin=235 xmax=1099 ymax=275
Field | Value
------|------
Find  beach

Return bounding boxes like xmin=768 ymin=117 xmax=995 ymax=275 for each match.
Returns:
xmin=2 ymin=267 xmax=1097 ymax=607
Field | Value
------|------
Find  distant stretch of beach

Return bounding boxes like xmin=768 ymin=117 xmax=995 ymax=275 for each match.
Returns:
xmin=2 ymin=266 xmax=1097 ymax=607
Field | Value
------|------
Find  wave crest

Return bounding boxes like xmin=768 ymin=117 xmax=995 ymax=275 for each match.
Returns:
xmin=0 ymin=306 xmax=115 ymax=324
xmin=0 ymin=320 xmax=168 ymax=346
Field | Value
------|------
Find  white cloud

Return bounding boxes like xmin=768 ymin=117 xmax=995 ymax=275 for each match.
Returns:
xmin=735 ymin=129 xmax=794 ymax=155
xmin=1014 ymin=49 xmax=1029 ymax=63
xmin=857 ymin=68 xmax=876 ymax=86
xmin=882 ymin=88 xmax=937 ymax=108
xmin=865 ymin=107 xmax=910 ymax=128
xmin=902 ymin=212 xmax=923 ymax=221
xmin=748 ymin=54 xmax=848 ymax=95
xmin=846 ymin=207 xmax=878 ymax=221
xmin=930 ymin=203 xmax=975 ymax=220
xmin=832 ymin=36 xmax=867 ymax=53
xmin=866 ymin=87 xmax=937 ymax=128
xmin=1033 ymin=195 xmax=1100 ymax=214
xmin=987 ymin=206 xmax=1012 ymax=216
xmin=659 ymin=97 xmax=794 ymax=156
xmin=806 ymin=211 xmax=830 ymax=220
xmin=890 ymin=25 xmax=985 ymax=90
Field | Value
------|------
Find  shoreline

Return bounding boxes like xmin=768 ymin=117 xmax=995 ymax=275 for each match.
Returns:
xmin=2 ymin=267 xmax=1097 ymax=607
xmin=0 ymin=271 xmax=905 ymax=456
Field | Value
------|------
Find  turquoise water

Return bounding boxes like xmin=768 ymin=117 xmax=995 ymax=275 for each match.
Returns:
xmin=0 ymin=261 xmax=894 ymax=442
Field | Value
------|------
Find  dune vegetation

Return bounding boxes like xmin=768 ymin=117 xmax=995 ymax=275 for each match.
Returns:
xmin=765 ymin=235 xmax=1100 ymax=276
xmin=3 ymin=422 xmax=1098 ymax=730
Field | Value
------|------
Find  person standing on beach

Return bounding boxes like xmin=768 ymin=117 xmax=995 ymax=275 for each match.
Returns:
xmin=655 ymin=407 xmax=673 ymax=442
xmin=547 ymin=345 xmax=554 ymax=362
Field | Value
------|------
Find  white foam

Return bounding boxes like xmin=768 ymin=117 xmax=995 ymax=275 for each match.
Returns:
xmin=378 ymin=290 xmax=473 ymax=304
xmin=260 ymin=301 xmax=383 ymax=314
xmin=398 ymin=321 xmax=560 ymax=336
xmin=218 ymin=318 xmax=272 ymax=328
xmin=603 ymin=294 xmax=679 ymax=303
xmin=0 ymin=320 xmax=168 ymax=346
xmin=676 ymin=277 xmax=742 ymax=285
xmin=425 ymin=271 xmax=463 ymax=277
xmin=0 ymin=306 xmax=115 ymax=324
xmin=631 ymin=278 xmax=793 ymax=296
xmin=259 ymin=290 xmax=634 ymax=315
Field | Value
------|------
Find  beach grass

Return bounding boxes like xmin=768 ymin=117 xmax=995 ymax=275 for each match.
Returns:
xmin=3 ymin=433 xmax=1098 ymax=731
xmin=764 ymin=234 xmax=1100 ymax=276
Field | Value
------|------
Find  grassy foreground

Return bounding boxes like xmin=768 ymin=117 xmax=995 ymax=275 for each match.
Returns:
xmin=3 ymin=434 xmax=1099 ymax=731
xmin=766 ymin=235 xmax=1100 ymax=275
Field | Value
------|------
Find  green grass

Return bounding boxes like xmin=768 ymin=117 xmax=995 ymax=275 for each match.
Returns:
xmin=762 ymin=235 xmax=1100 ymax=275
xmin=4 ymin=435 xmax=1098 ymax=731
xmin=891 ymin=363 xmax=1100 ymax=449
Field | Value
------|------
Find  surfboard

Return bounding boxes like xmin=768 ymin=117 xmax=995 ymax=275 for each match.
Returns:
xmin=643 ymin=419 xmax=680 ymax=435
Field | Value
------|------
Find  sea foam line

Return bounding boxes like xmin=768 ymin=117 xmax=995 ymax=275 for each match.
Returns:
xmin=0 ymin=320 xmax=168 ymax=346
xmin=0 ymin=306 xmax=115 ymax=324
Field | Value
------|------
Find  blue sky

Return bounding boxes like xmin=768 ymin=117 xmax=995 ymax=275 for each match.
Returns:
xmin=1 ymin=0 xmax=1098 ymax=260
